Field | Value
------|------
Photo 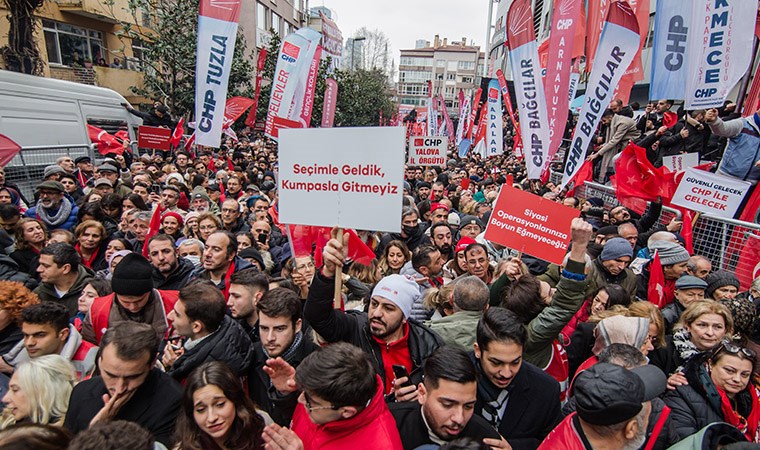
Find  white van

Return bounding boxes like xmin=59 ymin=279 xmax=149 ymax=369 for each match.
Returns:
xmin=0 ymin=70 xmax=142 ymax=198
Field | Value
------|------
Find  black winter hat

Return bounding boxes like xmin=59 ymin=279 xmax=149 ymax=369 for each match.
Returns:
xmin=705 ymin=270 xmax=741 ymax=299
xmin=112 ymin=253 xmax=154 ymax=296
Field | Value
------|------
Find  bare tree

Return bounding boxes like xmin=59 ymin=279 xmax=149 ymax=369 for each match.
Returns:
xmin=351 ymin=27 xmax=393 ymax=77
xmin=1 ymin=0 xmax=45 ymax=75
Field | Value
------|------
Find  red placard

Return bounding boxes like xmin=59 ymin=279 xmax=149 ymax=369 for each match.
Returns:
xmin=138 ymin=126 xmax=172 ymax=150
xmin=484 ymin=185 xmax=580 ymax=265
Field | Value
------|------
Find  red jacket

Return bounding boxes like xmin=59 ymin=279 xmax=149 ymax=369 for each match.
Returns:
xmin=90 ymin=290 xmax=179 ymax=344
xmin=537 ymin=413 xmax=586 ymax=450
xmin=291 ymin=376 xmax=403 ymax=450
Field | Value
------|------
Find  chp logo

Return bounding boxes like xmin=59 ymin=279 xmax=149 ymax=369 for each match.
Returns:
xmin=281 ymin=41 xmax=300 ymax=63
xmin=414 ymin=138 xmax=424 ymax=146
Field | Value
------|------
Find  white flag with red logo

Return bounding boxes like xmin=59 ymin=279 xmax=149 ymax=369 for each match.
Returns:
xmin=507 ymin=0 xmax=550 ymax=178
xmin=486 ymin=80 xmax=504 ymax=157
xmin=194 ymin=0 xmax=242 ymax=147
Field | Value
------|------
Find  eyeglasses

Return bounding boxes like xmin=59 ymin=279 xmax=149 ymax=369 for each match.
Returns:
xmin=302 ymin=392 xmax=338 ymax=412
xmin=713 ymin=339 xmax=757 ymax=359
xmin=296 ymin=262 xmax=315 ymax=271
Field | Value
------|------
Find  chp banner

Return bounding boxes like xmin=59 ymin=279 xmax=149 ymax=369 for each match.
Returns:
xmin=507 ymin=0 xmax=550 ymax=177
xmin=245 ymin=49 xmax=268 ymax=128
xmin=408 ymin=136 xmax=448 ymax=166
xmin=684 ymin=0 xmax=758 ymax=109
xmin=543 ymin=0 xmax=582 ymax=174
xmin=671 ymin=167 xmax=751 ymax=218
xmin=321 ymin=78 xmax=338 ymax=128
xmin=484 ymin=184 xmax=580 ymax=265
xmin=456 ymin=94 xmax=471 ymax=146
xmin=278 ymin=127 xmax=405 ymax=233
xmin=264 ymin=27 xmax=323 ymax=139
xmin=194 ymin=0 xmax=242 ymax=147
xmin=649 ymin=0 xmax=690 ymax=100
xmin=561 ymin=2 xmax=640 ymax=189
xmin=485 ymin=80 xmax=504 ymax=157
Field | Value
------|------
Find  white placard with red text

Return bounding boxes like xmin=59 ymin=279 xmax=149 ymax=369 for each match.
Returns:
xmin=279 ymin=127 xmax=405 ymax=232
xmin=671 ymin=168 xmax=751 ymax=218
xmin=408 ymin=136 xmax=447 ymax=166
xmin=662 ymin=153 xmax=700 ymax=173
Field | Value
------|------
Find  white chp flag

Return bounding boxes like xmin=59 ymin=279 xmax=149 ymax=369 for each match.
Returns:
xmin=683 ymin=0 xmax=758 ymax=109
xmin=486 ymin=80 xmax=504 ymax=157
xmin=194 ymin=0 xmax=242 ymax=147
xmin=561 ymin=1 xmax=640 ymax=189
xmin=456 ymin=95 xmax=471 ymax=146
xmin=507 ymin=0 xmax=551 ymax=179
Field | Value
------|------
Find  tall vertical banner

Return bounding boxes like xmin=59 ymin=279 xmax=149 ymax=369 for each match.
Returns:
xmin=321 ymin=77 xmax=338 ymax=128
xmin=684 ymin=0 xmax=758 ymax=109
xmin=300 ymin=46 xmax=322 ymax=128
xmin=245 ymin=48 xmax=268 ymax=128
xmin=507 ymin=0 xmax=551 ymax=179
xmin=264 ymin=27 xmax=322 ymax=139
xmin=467 ymin=87 xmax=482 ymax=140
xmin=456 ymin=94 xmax=471 ymax=145
xmin=440 ymin=94 xmax=456 ymax=142
xmin=496 ymin=69 xmax=523 ymax=155
xmin=426 ymin=80 xmax=438 ymax=136
xmin=561 ymin=1 xmax=640 ymax=189
xmin=649 ymin=0 xmax=690 ymax=99
xmin=543 ymin=0 xmax=582 ymax=179
xmin=585 ymin=0 xmax=612 ymax=72
xmin=194 ymin=0 xmax=242 ymax=147
xmin=486 ymin=80 xmax=504 ymax=157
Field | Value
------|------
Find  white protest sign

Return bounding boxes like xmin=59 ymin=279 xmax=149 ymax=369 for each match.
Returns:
xmin=671 ymin=168 xmax=751 ymax=218
xmin=408 ymin=136 xmax=447 ymax=166
xmin=662 ymin=153 xmax=700 ymax=173
xmin=279 ymin=127 xmax=405 ymax=232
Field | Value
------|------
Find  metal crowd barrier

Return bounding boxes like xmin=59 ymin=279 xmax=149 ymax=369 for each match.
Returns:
xmin=574 ymin=181 xmax=682 ymax=227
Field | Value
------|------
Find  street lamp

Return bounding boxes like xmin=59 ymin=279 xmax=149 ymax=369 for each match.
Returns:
xmin=351 ymin=36 xmax=366 ymax=71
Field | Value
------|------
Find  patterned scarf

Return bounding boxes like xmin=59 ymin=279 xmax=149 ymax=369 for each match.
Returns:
xmin=673 ymin=328 xmax=701 ymax=370
xmin=36 ymin=197 xmax=72 ymax=228
xmin=262 ymin=331 xmax=303 ymax=363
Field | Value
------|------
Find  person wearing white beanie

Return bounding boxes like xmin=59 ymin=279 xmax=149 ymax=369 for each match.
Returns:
xmin=371 ymin=274 xmax=421 ymax=320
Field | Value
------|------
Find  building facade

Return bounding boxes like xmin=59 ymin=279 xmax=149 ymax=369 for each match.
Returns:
xmin=239 ymin=0 xmax=307 ymax=52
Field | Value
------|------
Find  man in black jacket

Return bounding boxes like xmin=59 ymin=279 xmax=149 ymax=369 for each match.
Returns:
xmin=161 ymin=281 xmax=252 ymax=381
xmin=306 ymin=229 xmax=444 ymax=401
xmin=473 ymin=307 xmax=562 ymax=450
xmin=227 ymin=268 xmax=269 ymax=344
xmin=147 ymin=235 xmax=194 ymax=290
xmin=389 ymin=346 xmax=505 ymax=449
xmin=249 ymin=287 xmax=318 ymax=425
xmin=124 ymin=102 xmax=176 ymax=129
xmin=64 ymin=322 xmax=182 ymax=447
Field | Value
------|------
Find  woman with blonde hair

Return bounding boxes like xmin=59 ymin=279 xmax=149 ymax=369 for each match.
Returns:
xmin=422 ymin=283 xmax=455 ymax=319
xmin=0 ymin=355 xmax=76 ymax=429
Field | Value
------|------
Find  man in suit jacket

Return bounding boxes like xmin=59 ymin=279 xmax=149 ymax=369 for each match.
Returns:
xmin=389 ymin=346 xmax=504 ymax=449
xmin=473 ymin=307 xmax=562 ymax=450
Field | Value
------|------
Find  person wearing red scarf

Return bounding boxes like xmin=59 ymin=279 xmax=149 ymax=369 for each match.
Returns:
xmin=74 ymin=221 xmax=107 ymax=271
xmin=664 ymin=339 xmax=760 ymax=443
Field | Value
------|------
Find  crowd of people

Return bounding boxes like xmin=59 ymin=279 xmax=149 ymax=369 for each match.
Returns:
xmin=0 ymin=96 xmax=757 ymax=450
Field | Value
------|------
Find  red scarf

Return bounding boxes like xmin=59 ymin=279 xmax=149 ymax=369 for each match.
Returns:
xmin=75 ymin=243 xmax=99 ymax=269
xmin=717 ymin=384 xmax=760 ymax=442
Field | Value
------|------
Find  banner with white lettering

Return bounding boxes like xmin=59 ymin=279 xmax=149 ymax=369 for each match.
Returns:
xmin=649 ymin=0 xmax=688 ymax=99
xmin=507 ymin=0 xmax=550 ymax=178
xmin=319 ymin=11 xmax=342 ymax=59
xmin=543 ymin=0 xmax=582 ymax=179
xmin=486 ymin=80 xmax=504 ymax=157
xmin=264 ymin=28 xmax=322 ymax=139
xmin=456 ymin=95 xmax=470 ymax=146
xmin=321 ymin=78 xmax=338 ymax=128
xmin=684 ymin=0 xmax=758 ymax=109
xmin=561 ymin=2 xmax=640 ymax=189
xmin=671 ymin=167 xmax=751 ymax=218
xmin=299 ymin=46 xmax=321 ymax=128
xmin=194 ymin=0 xmax=242 ymax=147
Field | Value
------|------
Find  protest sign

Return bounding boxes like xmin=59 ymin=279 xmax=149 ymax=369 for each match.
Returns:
xmin=138 ymin=126 xmax=172 ymax=150
xmin=278 ymin=127 xmax=405 ymax=233
xmin=484 ymin=184 xmax=580 ymax=265
xmin=671 ymin=168 xmax=751 ymax=218
xmin=194 ymin=0 xmax=241 ymax=147
xmin=662 ymin=153 xmax=700 ymax=173
xmin=408 ymin=136 xmax=447 ymax=166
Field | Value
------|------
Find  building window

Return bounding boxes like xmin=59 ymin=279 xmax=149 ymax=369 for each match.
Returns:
xmin=399 ymin=70 xmax=432 ymax=82
xmin=458 ymin=61 xmax=475 ymax=70
xmin=446 ymin=73 xmax=455 ymax=80
xmin=461 ymin=76 xmax=473 ymax=84
xmin=436 ymin=59 xmax=445 ymax=68
xmin=129 ymin=38 xmax=148 ymax=71
xmin=271 ymin=12 xmax=281 ymax=34
xmin=400 ymin=56 xmax=432 ymax=67
xmin=42 ymin=20 xmax=104 ymax=66
xmin=257 ymin=3 xmax=268 ymax=29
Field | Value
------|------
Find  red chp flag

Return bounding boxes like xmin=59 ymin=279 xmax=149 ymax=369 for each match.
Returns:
xmin=194 ymin=0 xmax=242 ymax=147
xmin=496 ymin=69 xmax=523 ymax=156
xmin=561 ymin=2 xmax=640 ymax=189
xmin=615 ymin=0 xmax=650 ymax=104
xmin=300 ymin=45 xmax=322 ymax=128
xmin=245 ymin=48 xmax=268 ymax=127
xmin=507 ymin=0 xmax=550 ymax=178
xmin=543 ymin=0 xmax=582 ymax=180
xmin=87 ymin=125 xmax=124 ymax=155
xmin=321 ymin=77 xmax=338 ymax=128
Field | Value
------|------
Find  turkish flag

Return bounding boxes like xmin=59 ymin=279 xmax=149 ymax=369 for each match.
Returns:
xmin=0 ymin=134 xmax=22 ymax=166
xmin=286 ymin=225 xmax=376 ymax=268
xmin=648 ymin=251 xmax=666 ymax=308
xmin=87 ymin=125 xmax=124 ymax=155
xmin=736 ymin=233 xmax=760 ymax=290
xmin=611 ymin=144 xmax=669 ymax=213
xmin=567 ymin=159 xmax=594 ymax=197
xmin=170 ymin=117 xmax=185 ymax=148
xmin=142 ymin=204 xmax=165 ymax=258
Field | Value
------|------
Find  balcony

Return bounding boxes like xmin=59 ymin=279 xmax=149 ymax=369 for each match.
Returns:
xmin=53 ymin=0 xmax=150 ymax=26
xmin=48 ymin=65 xmax=146 ymax=101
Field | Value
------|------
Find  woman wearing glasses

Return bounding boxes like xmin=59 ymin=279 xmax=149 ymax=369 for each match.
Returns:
xmin=664 ymin=338 xmax=759 ymax=442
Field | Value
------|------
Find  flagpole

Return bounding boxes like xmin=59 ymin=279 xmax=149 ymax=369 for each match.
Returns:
xmin=483 ymin=0 xmax=495 ymax=77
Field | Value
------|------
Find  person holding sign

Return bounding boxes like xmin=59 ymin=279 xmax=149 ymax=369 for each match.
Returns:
xmin=305 ymin=228 xmax=444 ymax=402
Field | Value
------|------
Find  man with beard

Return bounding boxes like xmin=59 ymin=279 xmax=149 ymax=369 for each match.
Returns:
xmin=147 ymin=235 xmax=194 ymax=290
xmin=400 ymin=245 xmax=445 ymax=321
xmin=305 ymin=230 xmax=443 ymax=401
xmin=429 ymin=203 xmax=450 ymax=226
xmin=430 ymin=223 xmax=454 ymax=262
xmin=227 ymin=268 xmax=268 ymax=343
xmin=191 ymin=231 xmax=252 ymax=297
xmin=376 ymin=207 xmax=431 ymax=256
xmin=389 ymin=346 xmax=505 ymax=449
xmin=538 ymin=363 xmax=666 ymax=450
xmin=249 ymin=287 xmax=318 ymax=425
xmin=25 ymin=181 xmax=79 ymax=231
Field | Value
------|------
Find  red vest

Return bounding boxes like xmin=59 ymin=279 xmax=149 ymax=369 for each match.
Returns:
xmin=537 ymin=413 xmax=586 ymax=450
xmin=90 ymin=290 xmax=179 ymax=344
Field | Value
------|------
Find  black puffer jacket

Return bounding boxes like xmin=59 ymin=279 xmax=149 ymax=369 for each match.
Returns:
xmin=168 ymin=315 xmax=253 ymax=381
xmin=0 ymin=254 xmax=37 ymax=290
xmin=152 ymin=257 xmax=195 ymax=290
xmin=304 ymin=271 xmax=444 ymax=391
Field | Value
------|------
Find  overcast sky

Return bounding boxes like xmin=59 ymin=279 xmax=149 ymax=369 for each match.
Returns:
xmin=315 ymin=0 xmax=492 ymax=71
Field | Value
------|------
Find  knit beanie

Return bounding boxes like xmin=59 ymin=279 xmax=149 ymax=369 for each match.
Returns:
xmin=649 ymin=241 xmax=690 ymax=266
xmin=705 ymin=270 xmax=741 ymax=299
xmin=161 ymin=211 xmax=184 ymax=227
xmin=720 ymin=296 xmax=755 ymax=337
xmin=371 ymin=274 xmax=421 ymax=319
xmin=600 ymin=237 xmax=634 ymax=261
xmin=455 ymin=236 xmax=477 ymax=254
xmin=43 ymin=165 xmax=65 ymax=179
xmin=112 ymin=253 xmax=154 ymax=296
